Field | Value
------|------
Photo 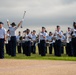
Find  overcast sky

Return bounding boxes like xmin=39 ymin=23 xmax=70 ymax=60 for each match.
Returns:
xmin=0 ymin=0 xmax=76 ymax=32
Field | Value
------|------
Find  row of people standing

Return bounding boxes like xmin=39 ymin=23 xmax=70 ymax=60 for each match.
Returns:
xmin=15 ymin=26 xmax=64 ymax=56
xmin=5 ymin=24 xmax=76 ymax=57
xmin=64 ymin=22 xmax=76 ymax=57
xmin=1 ymin=21 xmax=76 ymax=59
xmin=17 ymin=29 xmax=37 ymax=56
xmin=38 ymin=24 xmax=76 ymax=57
xmin=6 ymin=28 xmax=37 ymax=56
xmin=38 ymin=26 xmax=64 ymax=56
xmin=5 ymin=22 xmax=76 ymax=57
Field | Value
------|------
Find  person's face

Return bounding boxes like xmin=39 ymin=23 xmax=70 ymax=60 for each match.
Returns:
xmin=49 ymin=33 xmax=52 ymax=36
xmin=42 ymin=28 xmax=45 ymax=32
xmin=75 ymin=24 xmax=76 ymax=27
xmin=33 ymin=31 xmax=36 ymax=35
xmin=68 ymin=28 xmax=70 ymax=31
xmin=73 ymin=24 xmax=76 ymax=29
xmin=0 ymin=24 xmax=3 ymax=28
xmin=19 ymin=32 xmax=21 ymax=35
xmin=57 ymin=27 xmax=60 ymax=31
xmin=11 ymin=25 xmax=15 ymax=27
xmin=27 ymin=30 xmax=30 ymax=34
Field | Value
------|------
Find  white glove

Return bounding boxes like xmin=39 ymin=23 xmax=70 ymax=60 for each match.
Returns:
xmin=7 ymin=19 xmax=9 ymax=22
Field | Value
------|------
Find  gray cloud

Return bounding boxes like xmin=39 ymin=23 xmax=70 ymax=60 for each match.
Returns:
xmin=0 ymin=0 xmax=76 ymax=31
xmin=61 ymin=0 xmax=76 ymax=4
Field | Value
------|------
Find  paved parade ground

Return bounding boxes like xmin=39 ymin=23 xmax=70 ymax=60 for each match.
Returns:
xmin=0 ymin=59 xmax=76 ymax=75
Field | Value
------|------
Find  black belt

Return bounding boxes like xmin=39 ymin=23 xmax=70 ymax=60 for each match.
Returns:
xmin=56 ymin=39 xmax=61 ymax=41
xmin=0 ymin=38 xmax=4 ymax=40
xmin=25 ymin=41 xmax=31 ymax=42
xmin=40 ymin=40 xmax=46 ymax=42
xmin=72 ymin=37 xmax=76 ymax=38
xmin=40 ymin=40 xmax=45 ymax=41
xmin=11 ymin=36 xmax=16 ymax=37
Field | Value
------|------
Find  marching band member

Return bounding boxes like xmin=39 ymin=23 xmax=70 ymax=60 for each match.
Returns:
xmin=24 ymin=29 xmax=32 ymax=56
xmin=39 ymin=27 xmax=47 ymax=56
xmin=71 ymin=22 xmax=76 ymax=57
xmin=61 ymin=31 xmax=65 ymax=54
xmin=7 ymin=30 xmax=11 ymax=56
xmin=54 ymin=26 xmax=63 ymax=56
xmin=66 ymin=27 xmax=73 ymax=56
xmin=31 ymin=30 xmax=37 ymax=54
xmin=52 ymin=33 xmax=56 ymax=56
xmin=7 ymin=19 xmax=23 ymax=57
xmin=37 ymin=31 xmax=41 ymax=55
xmin=16 ymin=31 xmax=22 ymax=53
xmin=0 ymin=22 xmax=6 ymax=59
xmin=5 ymin=30 xmax=10 ymax=55
xmin=45 ymin=30 xmax=48 ymax=53
xmin=22 ymin=30 xmax=26 ymax=54
xmin=47 ymin=32 xmax=53 ymax=54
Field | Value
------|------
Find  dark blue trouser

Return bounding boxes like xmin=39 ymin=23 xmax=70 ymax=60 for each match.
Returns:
xmin=49 ymin=44 xmax=53 ymax=54
xmin=53 ymin=43 xmax=56 ymax=56
xmin=8 ymin=40 xmax=11 ymax=55
xmin=17 ymin=43 xmax=22 ymax=53
xmin=61 ymin=43 xmax=64 ymax=54
xmin=22 ymin=43 xmax=25 ymax=54
xmin=66 ymin=42 xmax=73 ymax=56
xmin=5 ymin=44 xmax=9 ymax=54
xmin=38 ymin=43 xmax=41 ymax=55
xmin=45 ymin=44 xmax=47 ymax=53
xmin=55 ymin=40 xmax=61 ymax=56
xmin=0 ymin=39 xmax=4 ymax=59
xmin=31 ymin=42 xmax=36 ymax=54
xmin=10 ymin=36 xmax=16 ymax=56
xmin=25 ymin=41 xmax=31 ymax=56
xmin=40 ymin=40 xmax=46 ymax=56
xmin=24 ymin=41 xmax=27 ymax=55
xmin=72 ymin=38 xmax=76 ymax=57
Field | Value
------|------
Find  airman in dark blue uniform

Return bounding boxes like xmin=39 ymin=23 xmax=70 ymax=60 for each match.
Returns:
xmin=0 ymin=22 xmax=6 ymax=59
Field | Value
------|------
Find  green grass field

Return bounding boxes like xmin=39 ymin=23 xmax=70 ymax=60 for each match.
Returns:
xmin=4 ymin=46 xmax=76 ymax=61
xmin=5 ymin=53 xmax=76 ymax=61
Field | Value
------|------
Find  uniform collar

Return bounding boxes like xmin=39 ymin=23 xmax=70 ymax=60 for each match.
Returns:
xmin=42 ymin=32 xmax=45 ymax=33
xmin=32 ymin=34 xmax=36 ymax=35
xmin=0 ymin=27 xmax=3 ymax=29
